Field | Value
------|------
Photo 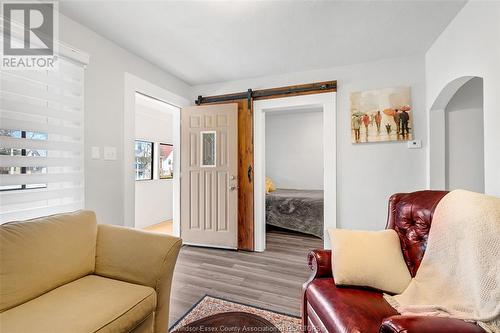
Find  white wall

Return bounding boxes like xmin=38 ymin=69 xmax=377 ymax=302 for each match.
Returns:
xmin=134 ymin=101 xmax=174 ymax=229
xmin=194 ymin=55 xmax=427 ymax=231
xmin=265 ymin=110 xmax=323 ymax=190
xmin=58 ymin=2 xmax=498 ymax=231
xmin=59 ymin=14 xmax=191 ymax=225
xmin=426 ymin=1 xmax=500 ymax=197
xmin=445 ymin=78 xmax=484 ymax=193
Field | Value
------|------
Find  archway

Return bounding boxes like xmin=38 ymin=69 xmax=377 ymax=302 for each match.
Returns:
xmin=429 ymin=76 xmax=484 ymax=192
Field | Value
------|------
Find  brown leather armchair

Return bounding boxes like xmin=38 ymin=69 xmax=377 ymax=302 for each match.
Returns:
xmin=302 ymin=190 xmax=486 ymax=333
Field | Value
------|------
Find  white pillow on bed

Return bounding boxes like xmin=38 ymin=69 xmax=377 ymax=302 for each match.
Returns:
xmin=328 ymin=228 xmax=411 ymax=294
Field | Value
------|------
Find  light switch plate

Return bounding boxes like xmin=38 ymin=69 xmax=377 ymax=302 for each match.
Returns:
xmin=103 ymin=146 xmax=117 ymax=160
xmin=91 ymin=146 xmax=100 ymax=160
xmin=407 ymin=140 xmax=422 ymax=149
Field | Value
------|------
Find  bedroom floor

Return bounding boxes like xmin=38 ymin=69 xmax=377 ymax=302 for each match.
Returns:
xmin=169 ymin=230 xmax=323 ymax=326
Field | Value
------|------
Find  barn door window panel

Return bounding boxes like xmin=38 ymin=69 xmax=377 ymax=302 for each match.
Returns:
xmin=201 ymin=131 xmax=216 ymax=167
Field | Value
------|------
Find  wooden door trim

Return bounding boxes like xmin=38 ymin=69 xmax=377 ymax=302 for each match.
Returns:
xmin=253 ymin=81 xmax=337 ymax=100
xmin=195 ymin=81 xmax=337 ymax=105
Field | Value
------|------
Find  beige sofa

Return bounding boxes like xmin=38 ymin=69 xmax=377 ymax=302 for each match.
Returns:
xmin=0 ymin=210 xmax=182 ymax=333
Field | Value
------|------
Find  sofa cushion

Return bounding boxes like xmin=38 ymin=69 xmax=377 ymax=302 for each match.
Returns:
xmin=0 ymin=275 xmax=156 ymax=333
xmin=0 ymin=210 xmax=97 ymax=311
xmin=328 ymin=228 xmax=412 ymax=294
xmin=306 ymin=277 xmax=398 ymax=333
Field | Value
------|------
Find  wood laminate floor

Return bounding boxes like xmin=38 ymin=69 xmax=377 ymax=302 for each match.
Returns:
xmin=169 ymin=230 xmax=323 ymax=326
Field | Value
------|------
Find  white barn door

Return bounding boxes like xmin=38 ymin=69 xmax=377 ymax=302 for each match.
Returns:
xmin=180 ymin=104 xmax=238 ymax=248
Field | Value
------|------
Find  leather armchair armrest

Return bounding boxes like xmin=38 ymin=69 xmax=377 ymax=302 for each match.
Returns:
xmin=302 ymin=249 xmax=333 ymax=330
xmin=380 ymin=315 xmax=485 ymax=333
xmin=95 ymin=224 xmax=182 ymax=333
xmin=307 ymin=249 xmax=332 ymax=279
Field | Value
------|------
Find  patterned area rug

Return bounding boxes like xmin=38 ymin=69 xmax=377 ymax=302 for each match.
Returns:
xmin=169 ymin=295 xmax=302 ymax=332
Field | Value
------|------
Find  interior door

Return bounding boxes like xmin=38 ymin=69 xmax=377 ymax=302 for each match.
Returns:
xmin=180 ymin=104 xmax=238 ymax=248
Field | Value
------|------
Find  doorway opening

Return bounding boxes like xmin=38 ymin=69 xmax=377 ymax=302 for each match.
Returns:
xmin=429 ymin=76 xmax=484 ymax=192
xmin=445 ymin=77 xmax=484 ymax=192
xmin=264 ymin=107 xmax=324 ymax=241
xmin=123 ymin=73 xmax=188 ymax=236
xmin=254 ymin=93 xmax=336 ymax=252
xmin=134 ymin=93 xmax=179 ymax=234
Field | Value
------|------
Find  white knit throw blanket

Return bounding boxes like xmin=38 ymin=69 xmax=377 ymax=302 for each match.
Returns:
xmin=384 ymin=190 xmax=500 ymax=333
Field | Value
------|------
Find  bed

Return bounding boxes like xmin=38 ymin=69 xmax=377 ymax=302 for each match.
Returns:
xmin=265 ymin=189 xmax=324 ymax=238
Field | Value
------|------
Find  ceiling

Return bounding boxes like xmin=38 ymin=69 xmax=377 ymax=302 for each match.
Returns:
xmin=59 ymin=1 xmax=465 ymax=86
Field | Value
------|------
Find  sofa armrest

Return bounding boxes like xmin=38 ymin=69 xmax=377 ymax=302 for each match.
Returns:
xmin=302 ymin=250 xmax=332 ymax=330
xmin=380 ymin=315 xmax=485 ymax=333
xmin=307 ymin=249 xmax=332 ymax=279
xmin=95 ymin=224 xmax=182 ymax=333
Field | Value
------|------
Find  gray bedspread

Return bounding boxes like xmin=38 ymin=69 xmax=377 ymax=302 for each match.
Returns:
xmin=266 ymin=189 xmax=324 ymax=239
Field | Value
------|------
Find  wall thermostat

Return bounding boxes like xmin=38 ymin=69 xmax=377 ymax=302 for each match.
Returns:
xmin=407 ymin=140 xmax=422 ymax=149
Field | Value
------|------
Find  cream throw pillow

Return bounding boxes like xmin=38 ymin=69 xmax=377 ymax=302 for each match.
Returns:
xmin=328 ymin=228 xmax=411 ymax=294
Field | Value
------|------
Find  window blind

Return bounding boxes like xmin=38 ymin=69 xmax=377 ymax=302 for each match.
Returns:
xmin=0 ymin=55 xmax=87 ymax=223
